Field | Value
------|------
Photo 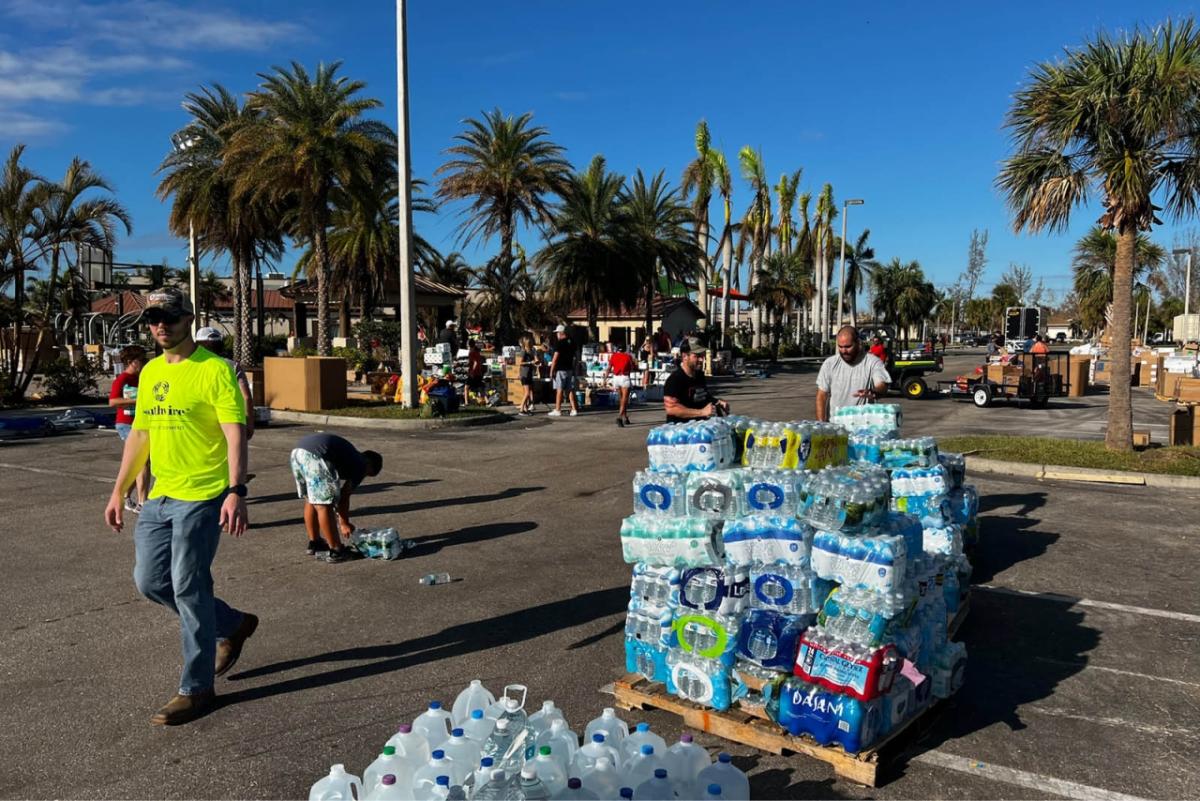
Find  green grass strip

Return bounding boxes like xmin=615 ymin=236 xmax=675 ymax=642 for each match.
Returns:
xmin=938 ymin=435 xmax=1200 ymax=477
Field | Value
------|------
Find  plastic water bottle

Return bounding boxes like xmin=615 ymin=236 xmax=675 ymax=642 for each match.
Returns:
xmin=388 ymin=723 xmax=433 ymax=773
xmin=572 ymin=733 xmax=621 ymax=774
xmin=664 ymin=734 xmax=710 ymax=790
xmin=694 ymin=754 xmax=749 ymax=801
xmin=471 ymin=769 xmax=513 ymax=801
xmin=537 ymin=719 xmax=579 ymax=774
xmin=554 ymin=777 xmax=599 ymax=800
xmin=310 ymin=764 xmax=362 ymax=801
xmin=585 ymin=705 xmax=633 ymax=753
xmin=580 ymin=756 xmax=623 ymax=799
xmin=702 ymin=783 xmax=725 ymax=800
xmin=466 ymin=757 xmax=495 ymax=798
xmin=414 ymin=702 xmax=455 ymax=750
xmin=619 ymin=788 xmax=634 ymax=801
xmin=632 ymin=768 xmax=674 ymax=801
xmin=619 ymin=723 xmax=667 ymax=764
xmin=366 ymin=773 xmax=409 ymax=801
xmin=412 ymin=751 xmax=457 ymax=797
xmin=481 ymin=718 xmax=520 ymax=772
xmin=420 ymin=573 xmax=452 ymax=586
xmin=365 ymin=746 xmax=413 ymax=797
xmin=442 ymin=729 xmax=482 ymax=784
xmin=453 ymin=680 xmax=497 ymax=726
xmin=527 ymin=700 xmax=567 ymax=741
xmin=462 ymin=708 xmax=497 ymax=744
xmin=531 ymin=746 xmax=568 ymax=796
xmin=621 ymin=745 xmax=667 ymax=790
xmin=518 ymin=765 xmax=552 ymax=801
xmin=447 ymin=784 xmax=467 ymax=801
xmin=418 ymin=775 xmax=451 ymax=801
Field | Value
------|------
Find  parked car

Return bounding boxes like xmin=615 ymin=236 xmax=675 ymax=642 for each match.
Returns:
xmin=1054 ymin=332 xmax=1067 ymax=343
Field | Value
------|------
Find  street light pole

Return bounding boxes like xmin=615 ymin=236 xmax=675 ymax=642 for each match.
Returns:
xmin=1172 ymin=248 xmax=1193 ymax=319
xmin=395 ymin=0 xmax=419 ymax=408
xmin=836 ymin=199 xmax=864 ymax=330
xmin=171 ymin=133 xmax=201 ymax=336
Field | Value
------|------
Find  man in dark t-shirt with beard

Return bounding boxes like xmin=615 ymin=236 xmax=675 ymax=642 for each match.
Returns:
xmin=663 ymin=336 xmax=729 ymax=423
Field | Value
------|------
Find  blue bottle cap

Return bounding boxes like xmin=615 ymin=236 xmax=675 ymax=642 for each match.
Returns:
xmin=452 ymin=728 xmax=464 ymax=737
xmin=481 ymin=757 xmax=494 ymax=767
xmin=593 ymin=734 xmax=605 ymax=743
xmin=436 ymin=776 xmax=449 ymax=786
xmin=718 ymin=752 xmax=731 ymax=763
xmin=636 ymin=722 xmax=650 ymax=732
xmin=641 ymin=745 xmax=653 ymax=755
xmin=654 ymin=769 xmax=668 ymax=779
xmin=708 ymin=784 xmax=722 ymax=796
xmin=471 ymin=709 xmax=484 ymax=720
xmin=429 ymin=701 xmax=442 ymax=710
xmin=432 ymin=750 xmax=445 ymax=759
xmin=620 ymin=790 xmax=634 ymax=800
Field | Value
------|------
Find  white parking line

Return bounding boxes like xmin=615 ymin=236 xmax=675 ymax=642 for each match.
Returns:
xmin=1023 ymin=706 xmax=1200 ymax=738
xmin=912 ymin=750 xmax=1151 ymax=801
xmin=0 ymin=461 xmax=112 ymax=484
xmin=975 ymin=585 xmax=1200 ymax=624
xmin=1034 ymin=656 xmax=1200 ymax=688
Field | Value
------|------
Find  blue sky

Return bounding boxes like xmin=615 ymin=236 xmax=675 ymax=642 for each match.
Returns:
xmin=2 ymin=0 xmax=1197 ymax=302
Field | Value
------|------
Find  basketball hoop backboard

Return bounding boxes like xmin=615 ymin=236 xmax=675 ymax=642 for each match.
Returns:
xmin=78 ymin=244 xmax=112 ymax=289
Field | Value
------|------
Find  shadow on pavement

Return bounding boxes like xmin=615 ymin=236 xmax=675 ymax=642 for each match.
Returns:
xmin=731 ymin=753 xmax=849 ymax=800
xmin=254 ymin=486 xmax=545 ymax=529
xmin=406 ymin=520 xmax=537 ymax=557
xmin=219 ymin=585 xmax=629 ymax=705
xmin=977 ymin=490 xmax=1048 ymax=518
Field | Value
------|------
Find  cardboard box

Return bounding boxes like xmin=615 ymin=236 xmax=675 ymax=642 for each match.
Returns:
xmin=263 ymin=356 xmax=347 ymax=411
xmin=1173 ymin=377 xmax=1200 ymax=403
xmin=1132 ymin=430 xmax=1151 ymax=448
xmin=1169 ymin=406 xmax=1198 ymax=446
xmin=1068 ymin=357 xmax=1089 ymax=397
xmin=245 ymin=367 xmax=265 ymax=406
xmin=986 ymin=364 xmax=1023 ymax=384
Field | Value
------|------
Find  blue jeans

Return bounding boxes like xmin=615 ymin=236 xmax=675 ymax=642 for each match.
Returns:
xmin=133 ymin=494 xmax=244 ymax=695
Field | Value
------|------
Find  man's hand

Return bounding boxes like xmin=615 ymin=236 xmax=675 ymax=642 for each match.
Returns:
xmin=220 ymin=494 xmax=248 ymax=537
xmin=701 ymin=402 xmax=715 ymax=417
xmin=338 ymin=520 xmax=356 ymax=539
xmin=104 ymin=493 xmax=125 ymax=533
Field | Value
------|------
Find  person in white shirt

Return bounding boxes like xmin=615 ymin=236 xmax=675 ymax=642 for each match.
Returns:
xmin=816 ymin=326 xmax=891 ymax=421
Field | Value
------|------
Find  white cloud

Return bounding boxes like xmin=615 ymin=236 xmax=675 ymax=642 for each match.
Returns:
xmin=0 ymin=109 xmax=67 ymax=138
xmin=0 ymin=74 xmax=79 ymax=101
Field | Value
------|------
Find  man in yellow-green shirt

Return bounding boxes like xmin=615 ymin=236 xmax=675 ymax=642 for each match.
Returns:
xmin=104 ymin=288 xmax=257 ymax=726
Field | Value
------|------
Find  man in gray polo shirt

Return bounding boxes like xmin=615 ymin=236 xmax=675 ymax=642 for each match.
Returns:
xmin=816 ymin=326 xmax=891 ymax=421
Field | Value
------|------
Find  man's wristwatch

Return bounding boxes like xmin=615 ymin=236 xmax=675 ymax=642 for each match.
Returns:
xmin=230 ymin=483 xmax=248 ymax=498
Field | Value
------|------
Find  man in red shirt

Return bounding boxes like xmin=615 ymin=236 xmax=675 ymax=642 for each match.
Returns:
xmin=606 ymin=343 xmax=636 ymax=427
xmin=868 ymin=336 xmax=889 ymax=362
xmin=109 ymin=345 xmax=150 ymax=511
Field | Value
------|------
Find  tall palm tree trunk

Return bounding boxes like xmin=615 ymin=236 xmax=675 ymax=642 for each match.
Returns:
xmin=498 ymin=216 xmax=515 ymax=346
xmin=751 ymin=254 xmax=763 ymax=348
xmin=721 ymin=233 xmax=733 ymax=347
xmin=696 ymin=221 xmax=708 ymax=330
xmin=1106 ymin=228 xmax=1135 ymax=451
xmin=241 ymin=255 xmax=254 ymax=365
xmin=231 ymin=254 xmax=244 ymax=362
xmin=314 ymin=234 xmax=331 ymax=356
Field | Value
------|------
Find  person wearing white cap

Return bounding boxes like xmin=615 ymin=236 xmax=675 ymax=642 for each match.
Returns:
xmin=436 ymin=319 xmax=459 ymax=355
xmin=195 ymin=327 xmax=255 ymax=440
xmin=547 ymin=324 xmax=579 ymax=417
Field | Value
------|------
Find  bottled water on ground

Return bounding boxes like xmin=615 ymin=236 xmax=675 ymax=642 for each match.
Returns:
xmin=412 ymin=751 xmax=457 ymax=797
xmin=481 ymin=718 xmax=523 ymax=773
xmin=364 ymin=746 xmax=414 ymax=797
xmin=527 ymin=700 xmax=567 ymax=742
xmin=678 ymin=566 xmax=749 ymax=616
xmin=452 ymin=680 xmax=497 ymax=726
xmin=633 ymin=470 xmax=687 ymax=516
xmin=349 ymin=527 xmax=413 ymax=560
xmin=554 ymin=777 xmax=599 ymax=800
xmin=366 ymin=773 xmax=409 ymax=801
xmin=518 ymin=765 xmax=552 ymax=801
xmin=387 ymin=723 xmax=432 ymax=766
xmin=632 ymin=768 xmax=674 ymax=801
xmin=441 ymin=730 xmax=481 ymax=784
xmin=572 ymin=733 xmax=622 ymax=775
xmin=832 ymin=403 xmax=902 ymax=438
xmin=693 ymin=754 xmax=749 ymax=801
xmin=686 ymin=470 xmax=744 ymax=519
xmin=310 ymin=764 xmax=362 ymax=801
xmin=536 ymin=719 xmax=579 ymax=774
xmin=621 ymin=744 xmax=668 ymax=790
xmin=721 ymin=516 xmax=812 ymax=568
xmin=531 ymin=746 xmax=568 ymax=796
xmin=742 ymin=468 xmax=799 ymax=515
xmin=664 ymin=733 xmax=710 ymax=790
xmin=799 ymin=465 xmax=890 ymax=532
xmin=420 ymin=573 xmax=452 ymax=586
xmin=463 ymin=709 xmax=496 ymax=743
xmin=580 ymin=756 xmax=623 ymax=799
xmin=584 ymin=708 xmax=629 ymax=751
xmin=879 ymin=437 xmax=939 ymax=469
xmin=619 ymin=726 xmax=667 ymax=766
xmin=414 ymin=702 xmax=455 ymax=750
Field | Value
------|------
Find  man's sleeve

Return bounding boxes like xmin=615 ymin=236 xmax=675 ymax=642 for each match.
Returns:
xmin=109 ymin=375 xmax=124 ymax=401
xmin=663 ymin=371 xmax=682 ymax=400
xmin=816 ymin=359 xmax=831 ymax=392
xmin=212 ymin=363 xmax=247 ymax=424
xmin=871 ymin=356 xmax=891 ymax=386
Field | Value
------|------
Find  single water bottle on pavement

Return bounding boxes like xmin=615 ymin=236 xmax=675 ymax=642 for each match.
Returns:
xmin=414 ymin=701 xmax=455 ymax=750
xmin=554 ymin=777 xmax=599 ymax=800
xmin=632 ymin=768 xmax=674 ymax=801
xmin=694 ymin=754 xmax=749 ymax=801
xmin=420 ymin=573 xmax=452 ymax=586
xmin=453 ymin=679 xmax=497 ymax=726
xmin=310 ymin=764 xmax=362 ymax=801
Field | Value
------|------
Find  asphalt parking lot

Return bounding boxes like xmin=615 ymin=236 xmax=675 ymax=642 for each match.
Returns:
xmin=1 ymin=360 xmax=1196 ymax=800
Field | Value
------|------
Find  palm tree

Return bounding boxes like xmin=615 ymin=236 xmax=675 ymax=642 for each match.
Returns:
xmin=737 ymin=146 xmax=772 ymax=348
xmin=619 ymin=169 xmax=703 ymax=340
xmin=224 ymin=63 xmax=392 ymax=356
xmin=711 ymin=150 xmax=736 ymax=346
xmin=871 ymin=258 xmax=936 ymax=346
xmin=813 ymin=184 xmax=837 ymax=343
xmin=537 ymin=155 xmax=635 ymax=342
xmin=0 ymin=145 xmax=50 ymax=393
xmin=842 ymin=229 xmax=877 ymax=328
xmin=435 ymin=108 xmax=570 ymax=346
xmin=681 ymin=121 xmax=720 ymax=329
xmin=749 ymin=251 xmax=804 ymax=359
xmin=1071 ymin=227 xmax=1165 ymax=336
xmin=996 ymin=20 xmax=1200 ymax=451
xmin=158 ymin=84 xmax=285 ymax=366
xmin=794 ymin=192 xmax=814 ymax=342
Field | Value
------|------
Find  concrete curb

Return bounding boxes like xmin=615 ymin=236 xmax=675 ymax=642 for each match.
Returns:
xmin=267 ymin=409 xmax=512 ymax=431
xmin=965 ymin=454 xmax=1200 ymax=489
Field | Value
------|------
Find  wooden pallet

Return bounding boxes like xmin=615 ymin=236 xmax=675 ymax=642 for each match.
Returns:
xmin=609 ymin=596 xmax=972 ymax=787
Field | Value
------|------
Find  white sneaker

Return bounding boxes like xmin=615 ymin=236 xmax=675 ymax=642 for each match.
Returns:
xmin=570 ymin=410 xmax=578 ymax=416
xmin=548 ymin=410 xmax=562 ymax=417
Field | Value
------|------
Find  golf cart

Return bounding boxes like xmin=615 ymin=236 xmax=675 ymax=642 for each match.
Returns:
xmin=938 ymin=352 xmax=1072 ymax=408
xmin=887 ymin=352 xmax=944 ymax=400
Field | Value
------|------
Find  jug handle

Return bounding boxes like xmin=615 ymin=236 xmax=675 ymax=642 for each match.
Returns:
xmin=502 ymin=683 xmax=528 ymax=710
xmin=350 ymin=777 xmax=363 ymax=801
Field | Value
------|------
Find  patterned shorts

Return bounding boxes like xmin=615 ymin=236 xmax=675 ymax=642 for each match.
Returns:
xmin=290 ymin=448 xmax=341 ymax=506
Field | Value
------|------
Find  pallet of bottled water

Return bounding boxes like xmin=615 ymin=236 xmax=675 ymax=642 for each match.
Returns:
xmin=310 ymin=678 xmax=753 ymax=800
xmin=615 ymin=410 xmax=979 ymax=766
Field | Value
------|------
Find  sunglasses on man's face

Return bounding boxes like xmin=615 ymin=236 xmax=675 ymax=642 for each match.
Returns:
xmin=143 ymin=310 xmax=182 ymax=326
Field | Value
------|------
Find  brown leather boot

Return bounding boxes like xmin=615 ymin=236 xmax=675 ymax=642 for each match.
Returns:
xmin=215 ymin=612 xmax=258 ymax=678
xmin=150 ymin=690 xmax=215 ymax=725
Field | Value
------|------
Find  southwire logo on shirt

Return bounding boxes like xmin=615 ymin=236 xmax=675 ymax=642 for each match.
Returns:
xmin=153 ymin=381 xmax=170 ymax=402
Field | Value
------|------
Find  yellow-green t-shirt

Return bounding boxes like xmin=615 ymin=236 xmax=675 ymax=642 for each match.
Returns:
xmin=132 ymin=346 xmax=246 ymax=501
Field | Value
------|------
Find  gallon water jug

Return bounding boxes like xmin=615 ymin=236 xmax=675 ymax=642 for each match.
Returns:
xmin=452 ymin=680 xmax=497 ymax=727
xmin=387 ymin=723 xmax=433 ymax=767
xmin=364 ymin=747 xmax=413 ymax=797
xmin=584 ymin=708 xmax=629 ymax=750
xmin=619 ymin=724 xmax=667 ymax=764
xmin=537 ymin=719 xmax=579 ymax=773
xmin=702 ymin=783 xmax=725 ymax=800
xmin=416 ymin=775 xmax=451 ymax=801
xmin=466 ymin=757 xmax=495 ymax=798
xmin=414 ymin=702 xmax=455 ymax=750
xmin=632 ymin=768 xmax=674 ymax=801
xmin=580 ymin=757 xmax=623 ymax=799
xmin=481 ymin=718 xmax=522 ymax=772
xmin=412 ymin=751 xmax=457 ymax=797
xmin=367 ymin=774 xmax=411 ymax=801
xmin=441 ymin=730 xmax=481 ymax=784
xmin=531 ymin=746 xmax=568 ymax=796
xmin=462 ymin=708 xmax=496 ymax=744
xmin=528 ymin=700 xmax=567 ymax=741
xmin=572 ymin=733 xmax=621 ymax=774
xmin=471 ymin=769 xmax=513 ymax=801
xmin=665 ymin=733 xmax=710 ymax=790
xmin=554 ymin=777 xmax=599 ymax=800
xmin=621 ymin=745 xmax=666 ymax=790
xmin=517 ymin=765 xmax=551 ymax=801
xmin=486 ymin=684 xmax=528 ymax=722
xmin=694 ymin=754 xmax=749 ymax=801
xmin=310 ymin=764 xmax=362 ymax=801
